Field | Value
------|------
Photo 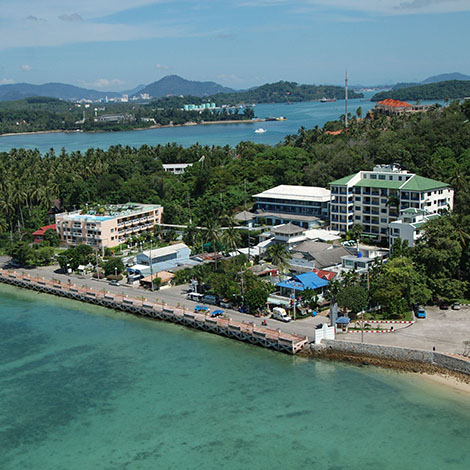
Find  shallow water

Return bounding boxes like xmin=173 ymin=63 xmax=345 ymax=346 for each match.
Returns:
xmin=1 ymin=283 xmax=469 ymax=470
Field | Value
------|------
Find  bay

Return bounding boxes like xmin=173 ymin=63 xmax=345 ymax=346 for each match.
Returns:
xmin=1 ymin=283 xmax=469 ymax=470
xmin=0 ymin=96 xmax=377 ymax=153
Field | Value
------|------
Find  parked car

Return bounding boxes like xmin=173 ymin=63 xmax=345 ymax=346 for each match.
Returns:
xmin=271 ymin=307 xmax=291 ymax=323
xmin=211 ymin=310 xmax=224 ymax=318
xmin=415 ymin=307 xmax=426 ymax=319
xmin=219 ymin=298 xmax=233 ymax=308
xmin=440 ymin=302 xmax=450 ymax=310
xmin=109 ymin=280 xmax=120 ymax=286
xmin=452 ymin=302 xmax=461 ymax=310
xmin=202 ymin=294 xmax=218 ymax=305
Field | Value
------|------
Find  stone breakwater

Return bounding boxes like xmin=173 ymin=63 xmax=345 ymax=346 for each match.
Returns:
xmin=304 ymin=339 xmax=470 ymax=382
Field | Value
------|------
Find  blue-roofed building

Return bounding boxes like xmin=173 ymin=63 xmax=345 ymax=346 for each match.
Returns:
xmin=276 ymin=272 xmax=329 ymax=297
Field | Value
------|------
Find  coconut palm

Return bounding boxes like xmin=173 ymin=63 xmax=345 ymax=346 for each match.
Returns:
xmin=267 ymin=243 xmax=292 ymax=281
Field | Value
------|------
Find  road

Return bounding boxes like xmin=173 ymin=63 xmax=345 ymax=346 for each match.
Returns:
xmin=2 ymin=256 xmax=469 ymax=354
xmin=0 ymin=257 xmax=324 ymax=340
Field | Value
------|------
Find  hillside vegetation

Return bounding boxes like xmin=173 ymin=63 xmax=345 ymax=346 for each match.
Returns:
xmin=372 ymin=80 xmax=470 ymax=101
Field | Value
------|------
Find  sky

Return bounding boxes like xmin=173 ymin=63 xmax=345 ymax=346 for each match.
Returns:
xmin=0 ymin=0 xmax=469 ymax=91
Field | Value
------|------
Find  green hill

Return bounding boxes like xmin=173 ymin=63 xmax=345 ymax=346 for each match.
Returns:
xmin=371 ymin=80 xmax=470 ymax=102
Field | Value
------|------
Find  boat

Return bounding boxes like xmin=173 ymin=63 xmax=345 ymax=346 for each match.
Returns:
xmin=320 ymin=97 xmax=337 ymax=103
xmin=254 ymin=128 xmax=267 ymax=134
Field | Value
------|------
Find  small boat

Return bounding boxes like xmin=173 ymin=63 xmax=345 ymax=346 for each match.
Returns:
xmin=254 ymin=128 xmax=267 ymax=134
xmin=320 ymin=97 xmax=337 ymax=103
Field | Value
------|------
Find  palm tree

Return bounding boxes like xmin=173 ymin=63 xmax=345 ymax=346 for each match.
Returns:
xmin=267 ymin=243 xmax=292 ymax=281
xmin=204 ymin=219 xmax=222 ymax=270
xmin=386 ymin=194 xmax=401 ymax=218
xmin=221 ymin=225 xmax=241 ymax=256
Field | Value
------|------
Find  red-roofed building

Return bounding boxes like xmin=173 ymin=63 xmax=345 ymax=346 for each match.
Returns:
xmin=32 ymin=224 xmax=56 ymax=244
xmin=324 ymin=129 xmax=344 ymax=136
xmin=375 ymin=99 xmax=413 ymax=115
xmin=312 ymin=268 xmax=337 ymax=281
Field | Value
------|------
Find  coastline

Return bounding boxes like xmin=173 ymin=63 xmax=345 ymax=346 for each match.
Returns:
xmin=0 ymin=118 xmax=266 ymax=138
xmin=302 ymin=346 xmax=470 ymax=393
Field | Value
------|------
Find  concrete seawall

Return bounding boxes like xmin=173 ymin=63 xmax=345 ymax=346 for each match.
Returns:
xmin=318 ymin=339 xmax=470 ymax=376
xmin=0 ymin=269 xmax=308 ymax=355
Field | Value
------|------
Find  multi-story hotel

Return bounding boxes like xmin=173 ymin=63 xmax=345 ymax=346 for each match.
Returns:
xmin=56 ymin=203 xmax=163 ymax=249
xmin=329 ymin=165 xmax=453 ymax=239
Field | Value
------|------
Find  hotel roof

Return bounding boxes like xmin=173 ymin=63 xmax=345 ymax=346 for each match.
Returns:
xmin=253 ymin=185 xmax=330 ymax=202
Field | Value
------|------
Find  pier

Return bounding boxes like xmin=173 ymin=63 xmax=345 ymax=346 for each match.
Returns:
xmin=0 ymin=269 xmax=308 ymax=355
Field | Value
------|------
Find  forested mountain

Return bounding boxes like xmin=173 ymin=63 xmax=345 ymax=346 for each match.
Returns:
xmin=0 ymin=83 xmax=119 ymax=102
xmin=137 ymin=75 xmax=236 ymax=98
xmin=371 ymin=80 xmax=470 ymax=101
xmin=209 ymin=81 xmax=363 ymax=103
xmin=422 ymin=72 xmax=470 ymax=84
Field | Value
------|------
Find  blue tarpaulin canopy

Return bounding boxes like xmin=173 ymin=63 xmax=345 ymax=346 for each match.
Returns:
xmin=336 ymin=316 xmax=351 ymax=324
xmin=276 ymin=272 xmax=329 ymax=292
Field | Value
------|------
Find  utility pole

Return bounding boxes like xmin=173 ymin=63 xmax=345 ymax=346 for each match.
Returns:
xmin=149 ymin=239 xmax=154 ymax=292
xmin=292 ymin=286 xmax=296 ymax=321
xmin=361 ymin=270 xmax=370 ymax=343
xmin=244 ymin=179 xmax=251 ymax=259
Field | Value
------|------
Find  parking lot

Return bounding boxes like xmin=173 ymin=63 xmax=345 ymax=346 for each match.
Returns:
xmin=341 ymin=306 xmax=470 ymax=355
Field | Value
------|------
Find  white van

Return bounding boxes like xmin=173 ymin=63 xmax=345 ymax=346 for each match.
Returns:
xmin=271 ymin=307 xmax=291 ymax=322
xmin=186 ymin=292 xmax=204 ymax=302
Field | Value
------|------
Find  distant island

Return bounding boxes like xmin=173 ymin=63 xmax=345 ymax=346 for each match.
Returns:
xmin=371 ymin=80 xmax=470 ymax=102
xmin=0 ymin=75 xmax=363 ymax=104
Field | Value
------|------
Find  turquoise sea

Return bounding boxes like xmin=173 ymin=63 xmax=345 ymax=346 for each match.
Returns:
xmin=1 ymin=283 xmax=469 ymax=470
xmin=0 ymin=95 xmax=377 ymax=153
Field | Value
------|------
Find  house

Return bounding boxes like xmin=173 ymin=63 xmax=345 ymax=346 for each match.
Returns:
xmin=388 ymin=208 xmax=440 ymax=248
xmin=290 ymin=241 xmax=351 ymax=272
xmin=139 ymin=271 xmax=174 ymax=288
xmin=32 ymin=224 xmax=56 ymax=244
xmin=276 ymin=272 xmax=329 ymax=297
xmin=375 ymin=99 xmax=412 ymax=115
xmin=162 ymin=163 xmax=193 ymax=175
xmin=132 ymin=243 xmax=191 ymax=274
xmin=253 ymin=184 xmax=330 ymax=228
xmin=271 ymin=223 xmax=306 ymax=245
xmin=234 ymin=210 xmax=256 ymax=228
xmin=56 ymin=203 xmax=163 ymax=250
xmin=329 ymin=164 xmax=453 ymax=240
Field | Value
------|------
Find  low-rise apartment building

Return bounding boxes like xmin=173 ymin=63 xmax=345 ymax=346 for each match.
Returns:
xmin=56 ymin=203 xmax=163 ymax=249
xmin=388 ymin=208 xmax=440 ymax=248
xmin=329 ymin=165 xmax=453 ymax=240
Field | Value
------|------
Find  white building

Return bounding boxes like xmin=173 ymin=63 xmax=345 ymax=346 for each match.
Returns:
xmin=329 ymin=165 xmax=453 ymax=240
xmin=162 ymin=163 xmax=193 ymax=175
xmin=388 ymin=208 xmax=440 ymax=248
xmin=253 ymin=185 xmax=331 ymax=228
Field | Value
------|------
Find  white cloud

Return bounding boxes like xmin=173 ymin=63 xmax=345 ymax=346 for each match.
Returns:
xmin=20 ymin=64 xmax=32 ymax=72
xmin=58 ymin=13 xmax=83 ymax=22
xmin=237 ymin=0 xmax=470 ymax=15
xmin=156 ymin=63 xmax=169 ymax=70
xmin=0 ymin=78 xmax=15 ymax=84
xmin=78 ymin=78 xmax=126 ymax=89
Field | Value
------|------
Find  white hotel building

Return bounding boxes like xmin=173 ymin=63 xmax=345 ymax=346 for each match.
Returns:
xmin=329 ymin=165 xmax=453 ymax=239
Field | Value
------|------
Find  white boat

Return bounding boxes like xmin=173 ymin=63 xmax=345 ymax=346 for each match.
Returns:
xmin=254 ymin=128 xmax=267 ymax=134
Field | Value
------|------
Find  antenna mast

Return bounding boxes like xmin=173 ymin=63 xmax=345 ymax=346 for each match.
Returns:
xmin=345 ymin=70 xmax=348 ymax=133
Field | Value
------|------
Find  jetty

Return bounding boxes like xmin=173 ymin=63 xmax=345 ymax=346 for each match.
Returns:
xmin=0 ymin=269 xmax=308 ymax=355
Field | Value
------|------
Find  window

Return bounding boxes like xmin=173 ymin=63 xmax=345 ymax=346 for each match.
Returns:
xmin=355 ymin=196 xmax=361 ymax=201
xmin=381 ymin=218 xmax=387 ymax=223
xmin=370 ymin=174 xmax=377 ymax=179
xmin=379 ymin=175 xmax=385 ymax=180
xmin=355 ymin=206 xmax=360 ymax=211
xmin=355 ymin=216 xmax=361 ymax=220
